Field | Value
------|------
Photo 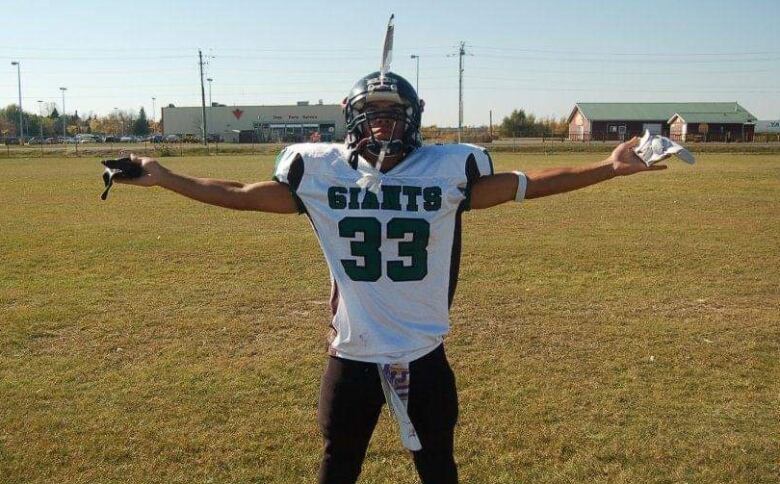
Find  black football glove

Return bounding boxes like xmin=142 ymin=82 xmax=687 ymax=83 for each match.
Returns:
xmin=100 ymin=157 xmax=144 ymax=200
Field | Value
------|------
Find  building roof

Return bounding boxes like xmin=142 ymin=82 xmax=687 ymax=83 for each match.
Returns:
xmin=568 ymin=102 xmax=755 ymax=123
xmin=668 ymin=111 xmax=757 ymax=124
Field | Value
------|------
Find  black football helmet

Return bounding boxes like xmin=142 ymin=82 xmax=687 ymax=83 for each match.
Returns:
xmin=343 ymin=71 xmax=423 ymax=160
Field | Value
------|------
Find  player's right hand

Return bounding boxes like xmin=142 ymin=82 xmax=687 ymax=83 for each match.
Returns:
xmin=609 ymin=137 xmax=667 ymax=177
xmin=115 ymin=153 xmax=167 ymax=187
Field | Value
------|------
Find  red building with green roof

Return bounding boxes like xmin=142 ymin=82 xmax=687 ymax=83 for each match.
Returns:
xmin=567 ymin=102 xmax=756 ymax=142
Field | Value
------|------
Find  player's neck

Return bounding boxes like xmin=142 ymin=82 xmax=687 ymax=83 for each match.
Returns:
xmin=361 ymin=150 xmax=405 ymax=173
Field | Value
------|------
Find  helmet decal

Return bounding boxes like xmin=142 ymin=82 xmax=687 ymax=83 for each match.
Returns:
xmin=344 ymin=15 xmax=423 ymax=164
xmin=379 ymin=14 xmax=394 ymax=80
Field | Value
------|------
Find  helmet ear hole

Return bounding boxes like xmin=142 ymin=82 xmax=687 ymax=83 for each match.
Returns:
xmin=419 ymin=99 xmax=425 ymax=113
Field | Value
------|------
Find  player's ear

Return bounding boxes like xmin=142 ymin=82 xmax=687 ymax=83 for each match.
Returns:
xmin=341 ymin=97 xmax=348 ymax=110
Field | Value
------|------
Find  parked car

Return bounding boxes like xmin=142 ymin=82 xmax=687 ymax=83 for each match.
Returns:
xmin=103 ymin=135 xmax=120 ymax=143
xmin=163 ymin=134 xmax=180 ymax=142
xmin=76 ymin=134 xmax=100 ymax=143
xmin=120 ymin=135 xmax=136 ymax=142
xmin=150 ymin=134 xmax=164 ymax=143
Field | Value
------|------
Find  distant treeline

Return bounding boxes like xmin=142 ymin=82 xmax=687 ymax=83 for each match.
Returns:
xmin=0 ymin=104 xmax=158 ymax=139
xmin=421 ymin=109 xmax=568 ymax=143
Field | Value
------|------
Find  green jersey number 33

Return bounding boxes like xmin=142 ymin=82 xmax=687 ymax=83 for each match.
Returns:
xmin=338 ymin=217 xmax=430 ymax=282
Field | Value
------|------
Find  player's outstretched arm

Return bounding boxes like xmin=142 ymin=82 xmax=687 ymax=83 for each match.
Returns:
xmin=470 ymin=137 xmax=667 ymax=209
xmin=115 ymin=154 xmax=299 ymax=213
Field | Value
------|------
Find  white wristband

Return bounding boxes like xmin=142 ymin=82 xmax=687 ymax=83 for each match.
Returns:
xmin=513 ymin=171 xmax=527 ymax=202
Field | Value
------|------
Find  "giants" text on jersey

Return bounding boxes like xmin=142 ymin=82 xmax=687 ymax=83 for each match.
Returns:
xmin=327 ymin=185 xmax=442 ymax=212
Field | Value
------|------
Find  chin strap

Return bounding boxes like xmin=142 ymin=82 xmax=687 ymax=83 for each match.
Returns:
xmin=373 ymin=120 xmax=397 ymax=170
xmin=348 ymin=138 xmax=370 ymax=170
xmin=376 ymin=141 xmax=389 ymax=170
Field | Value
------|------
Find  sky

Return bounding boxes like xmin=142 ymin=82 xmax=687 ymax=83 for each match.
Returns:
xmin=2 ymin=0 xmax=779 ymax=127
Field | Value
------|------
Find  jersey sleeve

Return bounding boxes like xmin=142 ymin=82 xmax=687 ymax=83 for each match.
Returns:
xmin=461 ymin=144 xmax=495 ymax=211
xmin=272 ymin=146 xmax=306 ymax=214
xmin=272 ymin=146 xmax=299 ymax=185
xmin=466 ymin=144 xmax=495 ymax=177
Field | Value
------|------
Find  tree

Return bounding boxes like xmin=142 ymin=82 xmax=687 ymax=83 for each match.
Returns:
xmin=499 ymin=109 xmax=567 ymax=138
xmin=132 ymin=107 xmax=150 ymax=136
xmin=40 ymin=116 xmax=56 ymax=136
xmin=0 ymin=104 xmax=31 ymax=139
xmin=49 ymin=107 xmax=59 ymax=119
xmin=90 ymin=116 xmax=121 ymax=135
xmin=500 ymin=109 xmax=531 ymax=137
xmin=0 ymin=117 xmax=16 ymax=137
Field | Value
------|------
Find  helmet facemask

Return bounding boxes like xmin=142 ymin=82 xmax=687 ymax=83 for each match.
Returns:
xmin=344 ymin=72 xmax=423 ymax=168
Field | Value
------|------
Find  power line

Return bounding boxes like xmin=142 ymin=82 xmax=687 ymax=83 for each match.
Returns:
xmin=2 ymin=55 xmax=194 ymax=61
xmin=469 ymin=44 xmax=780 ymax=57
xmin=473 ymin=53 xmax=780 ymax=64
xmin=0 ymin=45 xmax=452 ymax=54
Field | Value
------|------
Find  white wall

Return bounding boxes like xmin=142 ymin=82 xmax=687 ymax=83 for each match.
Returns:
xmin=161 ymin=104 xmax=345 ymax=141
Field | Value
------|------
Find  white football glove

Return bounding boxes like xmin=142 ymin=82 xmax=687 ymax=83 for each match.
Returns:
xmin=633 ymin=130 xmax=696 ymax=166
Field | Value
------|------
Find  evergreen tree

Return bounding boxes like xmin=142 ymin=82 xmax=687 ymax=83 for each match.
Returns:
xmin=132 ymin=107 xmax=150 ymax=136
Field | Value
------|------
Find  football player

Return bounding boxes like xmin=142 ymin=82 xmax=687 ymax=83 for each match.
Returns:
xmin=117 ymin=71 xmax=665 ymax=483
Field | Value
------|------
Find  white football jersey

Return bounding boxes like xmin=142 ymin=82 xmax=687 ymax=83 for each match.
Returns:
xmin=273 ymin=142 xmax=494 ymax=363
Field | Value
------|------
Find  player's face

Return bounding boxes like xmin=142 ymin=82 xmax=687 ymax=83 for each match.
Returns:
xmin=363 ymin=101 xmax=406 ymax=142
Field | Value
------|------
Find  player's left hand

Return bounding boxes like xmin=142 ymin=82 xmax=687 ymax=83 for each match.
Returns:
xmin=609 ymin=137 xmax=667 ymax=176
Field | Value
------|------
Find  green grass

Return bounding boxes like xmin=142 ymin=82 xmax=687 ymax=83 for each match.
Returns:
xmin=1 ymin=153 xmax=778 ymax=483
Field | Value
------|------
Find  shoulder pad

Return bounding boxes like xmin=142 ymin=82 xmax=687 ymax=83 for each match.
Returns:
xmin=286 ymin=142 xmax=346 ymax=160
xmin=273 ymin=143 xmax=346 ymax=182
xmin=272 ymin=146 xmax=299 ymax=185
xmin=416 ymin=143 xmax=494 ymax=178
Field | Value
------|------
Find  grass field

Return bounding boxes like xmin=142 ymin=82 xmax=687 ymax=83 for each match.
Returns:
xmin=3 ymin=140 xmax=780 ymax=160
xmin=1 ymin=152 xmax=778 ymax=483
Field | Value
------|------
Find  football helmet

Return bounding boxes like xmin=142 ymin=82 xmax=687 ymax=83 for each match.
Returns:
xmin=343 ymin=71 xmax=423 ymax=160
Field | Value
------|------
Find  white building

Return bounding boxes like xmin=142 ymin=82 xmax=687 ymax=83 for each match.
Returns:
xmin=162 ymin=102 xmax=346 ymax=143
xmin=755 ymin=120 xmax=780 ymax=133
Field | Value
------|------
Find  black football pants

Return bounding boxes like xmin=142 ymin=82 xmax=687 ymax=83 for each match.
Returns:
xmin=317 ymin=344 xmax=459 ymax=483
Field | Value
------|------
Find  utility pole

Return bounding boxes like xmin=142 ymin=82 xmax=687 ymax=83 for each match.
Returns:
xmin=60 ymin=87 xmax=67 ymax=138
xmin=207 ymin=78 xmax=213 ymax=107
xmin=448 ymin=42 xmax=470 ymax=143
xmin=36 ymin=100 xmax=44 ymax=154
xmin=198 ymin=49 xmax=208 ymax=145
xmin=489 ymin=109 xmax=493 ymax=140
xmin=151 ymin=97 xmax=156 ymax=123
xmin=11 ymin=61 xmax=23 ymax=143
xmin=458 ymin=42 xmax=464 ymax=143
